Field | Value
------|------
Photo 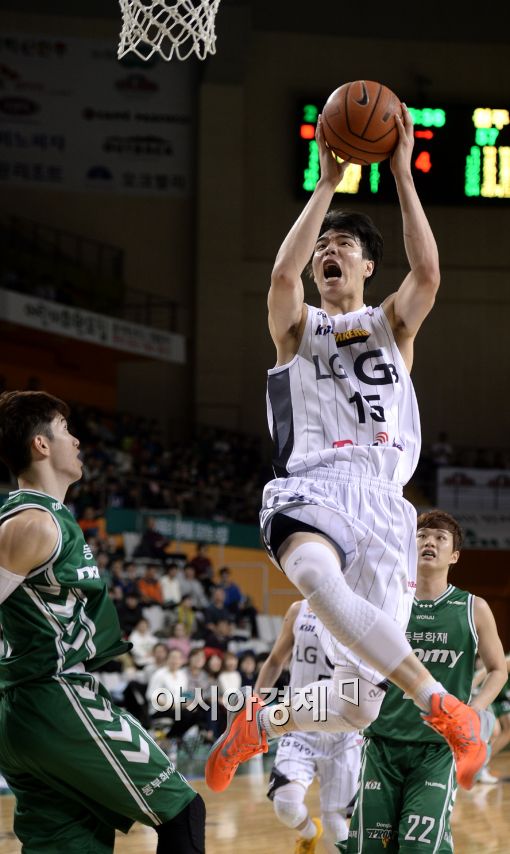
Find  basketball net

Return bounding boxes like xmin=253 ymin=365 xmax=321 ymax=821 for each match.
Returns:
xmin=117 ymin=0 xmax=222 ymax=62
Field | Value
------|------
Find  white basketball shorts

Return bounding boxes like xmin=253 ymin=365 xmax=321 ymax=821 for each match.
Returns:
xmin=260 ymin=468 xmax=417 ymax=685
xmin=268 ymin=730 xmax=362 ymax=813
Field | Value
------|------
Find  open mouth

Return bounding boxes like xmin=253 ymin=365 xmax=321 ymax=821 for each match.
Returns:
xmin=421 ymin=550 xmax=436 ymax=558
xmin=323 ymin=260 xmax=342 ymax=280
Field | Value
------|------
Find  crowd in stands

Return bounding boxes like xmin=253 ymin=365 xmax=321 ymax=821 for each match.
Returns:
xmin=64 ymin=402 xmax=270 ymax=524
xmin=85 ymin=534 xmax=281 ymax=754
xmin=1 ymin=380 xmax=509 ymax=524
xmin=0 ymin=386 xmax=271 ymax=525
xmin=409 ymin=431 xmax=510 ymax=504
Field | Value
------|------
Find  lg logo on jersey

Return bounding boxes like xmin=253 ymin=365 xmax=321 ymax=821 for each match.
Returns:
xmin=313 ymin=348 xmax=399 ymax=386
xmin=295 ymin=646 xmax=319 ymax=664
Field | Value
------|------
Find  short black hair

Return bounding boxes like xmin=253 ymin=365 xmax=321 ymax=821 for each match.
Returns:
xmin=306 ymin=209 xmax=384 ymax=287
xmin=0 ymin=390 xmax=70 ymax=476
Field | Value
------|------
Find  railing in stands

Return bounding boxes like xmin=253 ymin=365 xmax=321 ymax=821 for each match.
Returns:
xmin=0 ymin=216 xmax=184 ymax=332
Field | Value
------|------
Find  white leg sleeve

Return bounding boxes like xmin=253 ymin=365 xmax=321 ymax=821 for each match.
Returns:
xmin=284 ymin=541 xmax=411 ymax=677
xmin=322 ymin=812 xmax=349 ymax=847
xmin=273 ymin=782 xmax=308 ymax=828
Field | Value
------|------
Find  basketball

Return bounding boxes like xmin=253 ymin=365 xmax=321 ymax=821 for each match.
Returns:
xmin=321 ymin=80 xmax=402 ymax=166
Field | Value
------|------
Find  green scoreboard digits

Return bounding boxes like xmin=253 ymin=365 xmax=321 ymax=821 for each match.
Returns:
xmin=298 ymin=101 xmax=510 ymax=203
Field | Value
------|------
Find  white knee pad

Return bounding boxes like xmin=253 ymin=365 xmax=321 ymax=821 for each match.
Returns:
xmin=322 ymin=812 xmax=349 ymax=846
xmin=283 ymin=540 xmax=341 ymax=597
xmin=284 ymin=541 xmax=411 ymax=677
xmin=273 ymin=783 xmax=308 ymax=829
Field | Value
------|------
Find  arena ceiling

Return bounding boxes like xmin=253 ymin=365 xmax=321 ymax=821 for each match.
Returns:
xmin=3 ymin=0 xmax=510 ymax=46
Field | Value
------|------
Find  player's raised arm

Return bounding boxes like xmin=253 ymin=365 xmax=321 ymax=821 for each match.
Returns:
xmin=254 ymin=601 xmax=301 ymax=700
xmin=0 ymin=510 xmax=59 ymax=603
xmin=383 ymin=104 xmax=440 ymax=370
xmin=470 ymin=597 xmax=507 ymax=711
xmin=268 ymin=118 xmax=349 ymax=362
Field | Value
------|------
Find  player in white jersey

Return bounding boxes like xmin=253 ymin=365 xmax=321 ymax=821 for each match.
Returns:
xmin=256 ymin=600 xmax=362 ymax=853
xmin=206 ymin=105 xmax=494 ymax=795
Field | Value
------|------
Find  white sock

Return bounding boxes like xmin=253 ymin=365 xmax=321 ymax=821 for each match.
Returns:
xmin=299 ymin=818 xmax=317 ymax=840
xmin=258 ymin=705 xmax=284 ymax=739
xmin=414 ymin=680 xmax=447 ymax=712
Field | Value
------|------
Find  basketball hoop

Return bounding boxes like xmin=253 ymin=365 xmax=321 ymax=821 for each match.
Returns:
xmin=118 ymin=0 xmax=222 ymax=62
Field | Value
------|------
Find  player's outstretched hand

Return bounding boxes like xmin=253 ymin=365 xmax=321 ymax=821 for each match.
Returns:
xmin=316 ymin=115 xmax=349 ymax=188
xmin=390 ymin=103 xmax=414 ymax=178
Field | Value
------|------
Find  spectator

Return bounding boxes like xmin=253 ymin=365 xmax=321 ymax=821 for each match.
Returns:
xmin=175 ymin=594 xmax=198 ymax=637
xmin=143 ymin=641 xmax=170 ymax=682
xmin=128 ymin=618 xmax=158 ymax=667
xmin=110 ymin=560 xmax=127 ymax=597
xmin=78 ymin=505 xmax=107 ymax=540
xmin=189 ymin=543 xmax=214 ymax=594
xmin=217 ymin=651 xmax=241 ymax=700
xmin=217 ymin=567 xmax=243 ymax=617
xmin=104 ymin=534 xmax=125 ymax=562
xmin=160 ymin=563 xmax=182 ymax=607
xmin=430 ymin=431 xmax=454 ymax=467
xmin=134 ymin=517 xmax=170 ymax=561
xmin=167 ymin=622 xmax=192 ymax=660
xmin=203 ymin=618 xmax=233 ymax=654
xmin=146 ymin=649 xmax=188 ymax=715
xmin=95 ymin=551 xmax=111 ymax=583
xmin=137 ymin=564 xmax=164 ymax=606
xmin=204 ymin=652 xmax=223 ymax=684
xmin=168 ymin=648 xmax=215 ymax=743
xmin=238 ymin=652 xmax=258 ymax=689
xmin=179 ymin=565 xmax=208 ymax=609
xmin=122 ymin=642 xmax=169 ymax=727
xmin=203 ymin=586 xmax=232 ymax=628
xmin=122 ymin=562 xmax=140 ymax=598
xmin=215 ymin=651 xmax=241 ymax=735
xmin=115 ymin=593 xmax=144 ymax=635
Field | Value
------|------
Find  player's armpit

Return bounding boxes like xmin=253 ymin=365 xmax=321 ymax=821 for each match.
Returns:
xmin=0 ymin=509 xmax=59 ymax=578
xmin=267 ymin=297 xmax=307 ymax=363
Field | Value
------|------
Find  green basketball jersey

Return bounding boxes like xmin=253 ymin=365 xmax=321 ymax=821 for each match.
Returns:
xmin=366 ymin=584 xmax=477 ymax=744
xmin=0 ymin=490 xmax=130 ymax=690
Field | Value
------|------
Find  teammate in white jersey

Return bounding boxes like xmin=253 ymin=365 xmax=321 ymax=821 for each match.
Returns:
xmin=206 ymin=105 xmax=493 ymax=795
xmin=257 ymin=600 xmax=362 ymax=853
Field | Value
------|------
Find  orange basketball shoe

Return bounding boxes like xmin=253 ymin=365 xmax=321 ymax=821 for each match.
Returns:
xmin=205 ymin=688 xmax=268 ymax=792
xmin=422 ymin=693 xmax=495 ymax=790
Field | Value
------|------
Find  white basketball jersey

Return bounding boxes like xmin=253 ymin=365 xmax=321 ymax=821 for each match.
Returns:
xmin=267 ymin=304 xmax=421 ymax=485
xmin=289 ymin=600 xmax=333 ymax=692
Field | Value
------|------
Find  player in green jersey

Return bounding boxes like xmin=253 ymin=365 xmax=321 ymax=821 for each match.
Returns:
xmin=0 ymin=391 xmax=205 ymax=854
xmin=342 ymin=509 xmax=507 ymax=853
xmin=472 ymin=651 xmax=510 ymax=782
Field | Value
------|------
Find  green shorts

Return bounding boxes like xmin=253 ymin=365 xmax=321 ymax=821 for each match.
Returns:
xmin=341 ymin=737 xmax=456 ymax=853
xmin=0 ymin=674 xmax=196 ymax=853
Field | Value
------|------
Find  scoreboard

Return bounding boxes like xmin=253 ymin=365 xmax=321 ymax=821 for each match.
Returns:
xmin=298 ymin=101 xmax=510 ymax=203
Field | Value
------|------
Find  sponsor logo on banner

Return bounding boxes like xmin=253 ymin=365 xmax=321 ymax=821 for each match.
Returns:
xmin=0 ymin=37 xmax=67 ymax=57
xmin=103 ymin=135 xmax=173 ymax=156
xmin=86 ymin=165 xmax=113 ymax=181
xmin=0 ymin=288 xmax=185 ymax=364
xmin=116 ymin=73 xmax=159 ymax=93
xmin=0 ymin=32 xmax=192 ymax=196
xmin=0 ymin=96 xmax=38 ymax=115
